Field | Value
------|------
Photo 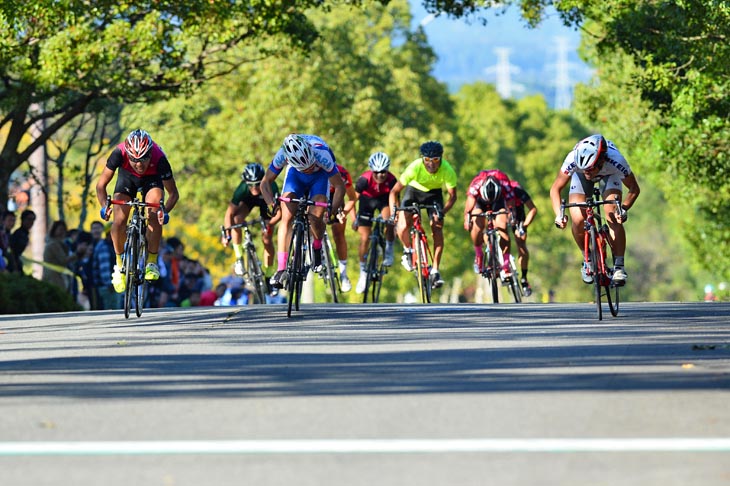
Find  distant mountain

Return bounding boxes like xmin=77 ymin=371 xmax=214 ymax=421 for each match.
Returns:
xmin=410 ymin=2 xmax=593 ymax=108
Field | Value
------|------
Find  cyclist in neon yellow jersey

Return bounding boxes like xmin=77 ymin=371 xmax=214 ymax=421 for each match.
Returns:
xmin=388 ymin=140 xmax=457 ymax=289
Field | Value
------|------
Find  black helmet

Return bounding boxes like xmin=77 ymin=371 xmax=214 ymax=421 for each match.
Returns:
xmin=241 ymin=163 xmax=265 ymax=183
xmin=419 ymin=140 xmax=444 ymax=158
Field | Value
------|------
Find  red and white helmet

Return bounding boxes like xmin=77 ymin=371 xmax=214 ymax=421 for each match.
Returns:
xmin=282 ymin=134 xmax=315 ymax=171
xmin=124 ymin=129 xmax=153 ymax=161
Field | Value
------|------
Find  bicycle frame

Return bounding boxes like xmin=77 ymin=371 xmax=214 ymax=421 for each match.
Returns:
xmin=109 ymin=196 xmax=162 ymax=319
xmin=220 ymin=218 xmax=267 ymax=304
xmin=560 ymin=190 xmax=621 ymax=320
xmin=470 ymin=209 xmax=513 ymax=303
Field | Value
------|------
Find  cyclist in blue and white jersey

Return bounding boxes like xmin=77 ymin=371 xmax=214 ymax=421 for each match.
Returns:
xmin=260 ymin=134 xmax=346 ymax=289
xmin=550 ymin=134 xmax=641 ymax=285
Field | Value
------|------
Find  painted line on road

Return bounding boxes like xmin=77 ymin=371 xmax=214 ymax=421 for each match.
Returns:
xmin=0 ymin=438 xmax=729 ymax=455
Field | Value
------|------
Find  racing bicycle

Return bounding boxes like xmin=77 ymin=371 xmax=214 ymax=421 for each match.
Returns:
xmin=470 ymin=209 xmax=521 ymax=303
xmin=394 ymin=204 xmax=438 ymax=304
xmin=108 ymin=196 xmax=164 ymax=319
xmin=360 ymin=215 xmax=391 ymax=303
xmin=279 ymin=196 xmax=329 ymax=317
xmin=220 ymin=218 xmax=268 ymax=304
xmin=559 ymin=188 xmax=621 ymax=320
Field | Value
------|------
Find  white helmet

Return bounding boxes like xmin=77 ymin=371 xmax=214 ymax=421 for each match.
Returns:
xmin=368 ymin=152 xmax=390 ymax=172
xmin=282 ymin=134 xmax=315 ymax=171
xmin=574 ymin=134 xmax=607 ymax=171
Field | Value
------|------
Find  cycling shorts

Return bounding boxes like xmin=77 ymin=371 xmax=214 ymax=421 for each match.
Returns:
xmin=401 ymin=186 xmax=444 ymax=221
xmin=281 ymin=166 xmax=331 ymax=198
xmin=570 ymin=172 xmax=623 ymax=196
xmin=356 ymin=194 xmax=389 ymax=226
xmin=114 ymin=169 xmax=164 ymax=199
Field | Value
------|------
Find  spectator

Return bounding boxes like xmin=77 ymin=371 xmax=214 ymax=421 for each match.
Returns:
xmin=0 ymin=211 xmax=16 ymax=272
xmin=200 ymin=283 xmax=227 ymax=306
xmin=42 ymin=220 xmax=72 ymax=292
xmin=71 ymin=231 xmax=94 ymax=310
xmin=8 ymin=209 xmax=36 ymax=273
xmin=92 ymin=228 xmax=120 ymax=310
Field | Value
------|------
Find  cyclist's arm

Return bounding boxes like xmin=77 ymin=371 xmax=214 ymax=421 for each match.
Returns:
xmin=343 ymin=183 xmax=358 ymax=222
xmin=621 ymin=173 xmax=640 ymax=210
xmin=549 ymin=170 xmax=571 ymax=223
xmin=442 ymin=186 xmax=457 ymax=215
xmin=328 ymin=172 xmax=346 ymax=214
xmin=523 ymin=199 xmax=538 ymax=228
xmin=388 ymin=181 xmax=404 ymax=212
xmin=463 ymin=193 xmax=477 ymax=230
xmin=162 ymin=177 xmax=179 ymax=213
xmin=95 ymin=167 xmax=116 ymax=208
xmin=260 ymin=169 xmax=277 ymax=206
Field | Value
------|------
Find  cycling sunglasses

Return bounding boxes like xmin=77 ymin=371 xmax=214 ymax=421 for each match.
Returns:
xmin=423 ymin=156 xmax=441 ymax=163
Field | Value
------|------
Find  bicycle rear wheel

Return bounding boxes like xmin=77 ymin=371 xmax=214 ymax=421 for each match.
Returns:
xmin=246 ymin=246 xmax=266 ymax=304
xmin=135 ymin=238 xmax=147 ymax=317
xmin=589 ymin=228 xmax=603 ymax=320
xmin=322 ymin=233 xmax=339 ymax=303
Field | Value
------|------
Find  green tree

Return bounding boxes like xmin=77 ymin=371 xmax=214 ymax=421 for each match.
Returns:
xmin=0 ymin=0 xmax=332 ymax=205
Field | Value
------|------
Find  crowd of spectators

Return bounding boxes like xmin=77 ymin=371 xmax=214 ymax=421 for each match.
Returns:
xmin=1 ymin=210 xmax=267 ymax=310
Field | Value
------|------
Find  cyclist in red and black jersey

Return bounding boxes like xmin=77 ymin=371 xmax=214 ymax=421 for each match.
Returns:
xmin=353 ymin=152 xmax=397 ymax=294
xmin=509 ymin=179 xmax=537 ymax=296
xmin=96 ymin=129 xmax=179 ymax=293
xmin=463 ymin=170 xmax=514 ymax=278
xmin=327 ymin=164 xmax=358 ymax=292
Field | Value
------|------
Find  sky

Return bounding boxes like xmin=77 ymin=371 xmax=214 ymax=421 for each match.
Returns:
xmin=408 ymin=2 xmax=594 ymax=107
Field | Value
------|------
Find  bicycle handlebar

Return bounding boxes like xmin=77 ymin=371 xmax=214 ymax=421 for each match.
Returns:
xmin=469 ymin=208 xmax=511 ymax=220
xmin=558 ymin=198 xmax=620 ymax=227
xmin=278 ymin=196 xmax=329 ymax=208
xmin=108 ymin=197 xmax=162 ymax=209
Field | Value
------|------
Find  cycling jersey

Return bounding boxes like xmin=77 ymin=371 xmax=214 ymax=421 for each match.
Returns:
xmin=467 ymin=169 xmax=516 ymax=205
xmin=400 ymin=158 xmax=457 ymax=193
xmin=269 ymin=134 xmax=337 ymax=176
xmin=329 ymin=164 xmax=353 ymax=195
xmin=230 ymin=181 xmax=279 ymax=217
xmin=107 ymin=142 xmax=173 ymax=198
xmin=355 ymin=170 xmax=397 ymax=198
xmin=560 ymin=140 xmax=632 ymax=195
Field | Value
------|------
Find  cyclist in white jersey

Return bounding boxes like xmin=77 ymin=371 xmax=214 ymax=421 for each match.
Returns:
xmin=549 ymin=134 xmax=640 ymax=285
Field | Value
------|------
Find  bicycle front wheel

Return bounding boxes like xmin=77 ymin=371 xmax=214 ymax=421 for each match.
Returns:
xmin=415 ymin=236 xmax=431 ymax=303
xmin=123 ymin=231 xmax=137 ymax=319
xmin=286 ymin=229 xmax=303 ymax=318
xmin=508 ymin=255 xmax=522 ymax=303
xmin=246 ymin=246 xmax=266 ymax=304
xmin=363 ymin=239 xmax=379 ymax=303
xmin=322 ymin=234 xmax=339 ymax=303
xmin=135 ymin=237 xmax=147 ymax=317
xmin=589 ymin=228 xmax=602 ymax=320
xmin=487 ymin=236 xmax=499 ymax=303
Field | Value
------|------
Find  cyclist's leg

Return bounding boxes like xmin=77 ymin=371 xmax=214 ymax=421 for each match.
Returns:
xmin=470 ymin=216 xmax=485 ymax=272
xmin=495 ymin=211 xmax=512 ymax=273
xmin=271 ymin=193 xmax=296 ymax=288
xmin=143 ymin=186 xmax=164 ymax=280
xmin=602 ymin=183 xmax=627 ymax=281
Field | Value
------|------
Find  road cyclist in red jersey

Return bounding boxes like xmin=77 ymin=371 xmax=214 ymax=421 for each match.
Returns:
xmin=96 ymin=129 xmax=179 ymax=293
xmin=509 ymin=179 xmax=538 ymax=296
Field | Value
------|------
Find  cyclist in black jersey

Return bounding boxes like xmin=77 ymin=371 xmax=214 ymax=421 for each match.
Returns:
xmin=222 ymin=163 xmax=281 ymax=287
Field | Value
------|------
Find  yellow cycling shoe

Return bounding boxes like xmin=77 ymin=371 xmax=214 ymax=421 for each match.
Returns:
xmin=111 ymin=265 xmax=126 ymax=293
xmin=145 ymin=263 xmax=160 ymax=281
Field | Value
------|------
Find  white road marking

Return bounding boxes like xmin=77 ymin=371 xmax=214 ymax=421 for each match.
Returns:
xmin=0 ymin=438 xmax=729 ymax=455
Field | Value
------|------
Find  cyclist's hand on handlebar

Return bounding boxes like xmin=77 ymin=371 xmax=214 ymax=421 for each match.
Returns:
xmin=463 ymin=213 xmax=472 ymax=231
xmin=554 ymin=215 xmax=567 ymax=229
xmin=158 ymin=210 xmax=169 ymax=225
xmin=100 ymin=206 xmax=111 ymax=221
xmin=617 ymin=207 xmax=629 ymax=223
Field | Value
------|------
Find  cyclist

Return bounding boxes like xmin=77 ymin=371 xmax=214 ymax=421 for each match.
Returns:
xmin=96 ymin=129 xmax=179 ymax=293
xmin=463 ymin=171 xmax=515 ymax=279
xmin=388 ymin=140 xmax=457 ymax=289
xmin=326 ymin=163 xmax=358 ymax=293
xmin=510 ymin=179 xmax=538 ymax=296
xmin=550 ymin=134 xmax=640 ymax=285
xmin=353 ymin=151 xmax=397 ymax=294
xmin=260 ymin=134 xmax=346 ymax=289
xmin=221 ymin=162 xmax=281 ymax=289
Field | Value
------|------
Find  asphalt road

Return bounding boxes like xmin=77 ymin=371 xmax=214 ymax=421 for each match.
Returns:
xmin=1 ymin=302 xmax=729 ymax=486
